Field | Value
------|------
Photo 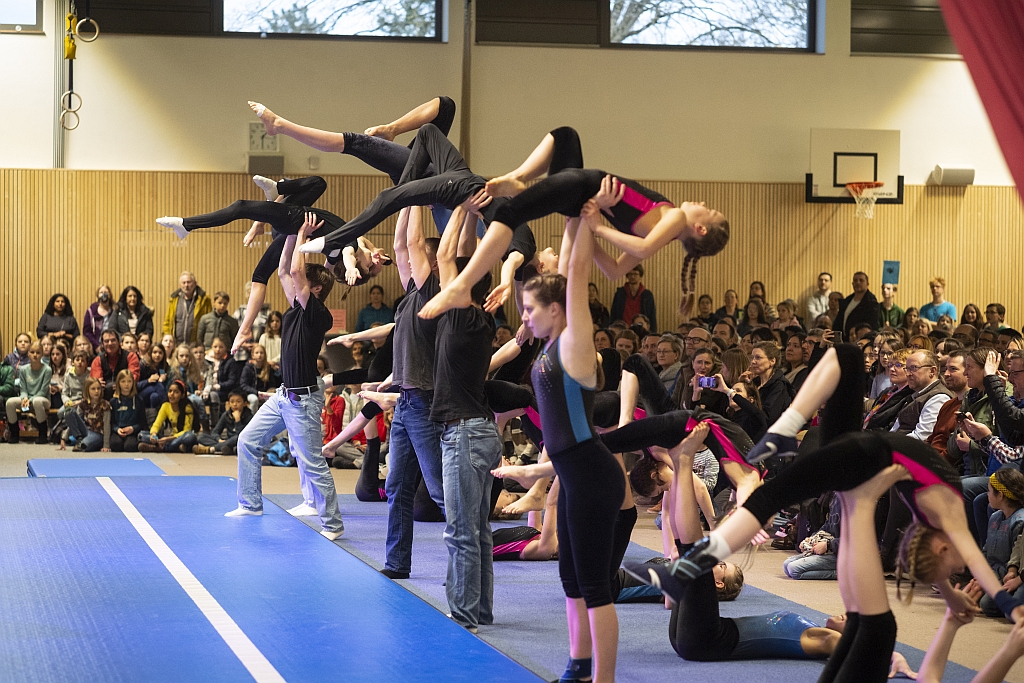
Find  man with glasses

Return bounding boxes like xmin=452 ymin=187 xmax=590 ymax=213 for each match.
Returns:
xmin=985 ymin=349 xmax=1024 ymax=447
xmin=891 ymin=350 xmax=953 ymax=441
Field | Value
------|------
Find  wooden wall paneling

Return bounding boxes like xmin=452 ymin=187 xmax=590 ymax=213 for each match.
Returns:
xmin=2 ymin=170 xmax=1022 ymax=353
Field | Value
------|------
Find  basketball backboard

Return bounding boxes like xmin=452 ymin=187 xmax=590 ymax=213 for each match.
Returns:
xmin=807 ymin=128 xmax=903 ymax=204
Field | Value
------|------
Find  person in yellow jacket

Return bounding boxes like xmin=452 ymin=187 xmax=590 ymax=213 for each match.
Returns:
xmin=138 ymin=380 xmax=199 ymax=453
xmin=163 ymin=271 xmax=212 ymax=344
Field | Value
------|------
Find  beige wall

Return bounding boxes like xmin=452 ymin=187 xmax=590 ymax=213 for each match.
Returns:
xmin=3 ymin=170 xmax=1022 ymax=347
xmin=0 ymin=0 xmax=1013 ymax=186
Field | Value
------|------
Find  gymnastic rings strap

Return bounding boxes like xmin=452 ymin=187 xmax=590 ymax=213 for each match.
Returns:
xmin=60 ymin=109 xmax=80 ymax=131
xmin=74 ymin=17 xmax=99 ymax=42
xmin=60 ymin=90 xmax=83 ymax=113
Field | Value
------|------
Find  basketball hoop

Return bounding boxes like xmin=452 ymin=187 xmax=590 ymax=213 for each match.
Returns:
xmin=846 ymin=182 xmax=884 ymax=219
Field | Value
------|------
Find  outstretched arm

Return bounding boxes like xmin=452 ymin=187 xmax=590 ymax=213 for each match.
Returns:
xmin=290 ymin=212 xmax=322 ymax=309
xmin=279 ymin=236 xmax=298 ymax=307
xmin=328 ymin=323 xmax=395 ymax=347
xmin=593 ymin=240 xmax=643 ymax=280
xmin=436 ymin=206 xmax=467 ymax=290
xmin=485 ymin=251 xmax=524 ymax=313
xmin=560 ymin=211 xmax=597 ymax=385
xmin=520 ymin=477 xmax=560 ymax=560
xmin=231 ymin=282 xmax=268 ymax=354
xmin=405 ymin=206 xmax=433 ymax=290
xmin=393 ymin=207 xmax=413 ymax=286
xmin=489 ymin=337 xmax=523 ymax=373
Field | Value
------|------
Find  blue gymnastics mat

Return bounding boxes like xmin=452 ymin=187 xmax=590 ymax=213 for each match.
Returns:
xmin=272 ymin=493 xmax=983 ymax=683
xmin=0 ymin=477 xmax=543 ymax=683
xmin=26 ymin=458 xmax=166 ymax=477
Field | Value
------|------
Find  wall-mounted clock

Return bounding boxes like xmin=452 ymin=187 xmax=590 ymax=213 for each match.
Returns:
xmin=249 ymin=122 xmax=280 ymax=152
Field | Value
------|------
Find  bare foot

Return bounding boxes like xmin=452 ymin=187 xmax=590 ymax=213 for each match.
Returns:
xmin=249 ymin=101 xmax=282 ymax=135
xmin=243 ymin=221 xmax=266 ymax=248
xmin=418 ymin=284 xmax=472 ymax=320
xmin=359 ymin=390 xmax=397 ymax=411
xmin=503 ymin=489 xmax=545 ymax=515
xmin=485 ymin=174 xmax=527 ymax=198
xmin=364 ymin=124 xmax=396 ymax=141
xmin=491 ymin=465 xmax=542 ymax=489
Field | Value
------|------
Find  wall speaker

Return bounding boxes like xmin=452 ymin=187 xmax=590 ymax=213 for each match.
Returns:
xmin=247 ymin=154 xmax=285 ymax=176
xmin=928 ymin=165 xmax=975 ymax=186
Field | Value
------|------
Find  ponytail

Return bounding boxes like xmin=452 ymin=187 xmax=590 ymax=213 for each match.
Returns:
xmin=679 ymin=215 xmax=730 ymax=317
xmin=678 ymin=254 xmax=699 ymax=318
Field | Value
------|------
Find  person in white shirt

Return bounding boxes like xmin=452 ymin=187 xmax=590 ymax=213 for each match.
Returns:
xmin=805 ymin=272 xmax=832 ymax=322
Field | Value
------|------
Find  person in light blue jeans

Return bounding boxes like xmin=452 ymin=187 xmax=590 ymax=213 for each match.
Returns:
xmin=227 ymin=213 xmax=343 ymax=539
xmin=441 ymin=417 xmax=503 ymax=630
xmin=782 ymin=552 xmax=838 ymax=580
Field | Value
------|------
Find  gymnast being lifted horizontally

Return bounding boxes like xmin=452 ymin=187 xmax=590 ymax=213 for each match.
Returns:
xmin=418 ymin=126 xmax=730 ymax=320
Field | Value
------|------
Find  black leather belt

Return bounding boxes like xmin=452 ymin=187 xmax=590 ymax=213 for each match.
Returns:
xmin=285 ymin=384 xmax=319 ymax=401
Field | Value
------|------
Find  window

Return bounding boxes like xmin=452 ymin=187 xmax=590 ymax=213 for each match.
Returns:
xmin=477 ymin=0 xmax=815 ymax=50
xmin=1 ymin=0 xmax=43 ymax=34
xmin=224 ymin=0 xmax=440 ymax=38
xmin=611 ymin=1 xmax=812 ymax=49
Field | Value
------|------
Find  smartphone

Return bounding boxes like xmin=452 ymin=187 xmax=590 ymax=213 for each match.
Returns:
xmin=698 ymin=376 xmax=718 ymax=389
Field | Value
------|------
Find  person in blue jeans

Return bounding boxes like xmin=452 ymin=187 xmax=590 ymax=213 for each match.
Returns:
xmin=379 ymin=206 xmax=450 ymax=580
xmin=782 ymin=493 xmax=840 ymax=581
xmin=226 ymin=214 xmax=344 ymax=541
xmin=430 ymin=201 xmax=502 ymax=632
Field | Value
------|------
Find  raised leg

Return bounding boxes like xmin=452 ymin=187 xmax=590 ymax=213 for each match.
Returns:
xmin=249 ymin=101 xmax=347 ymax=152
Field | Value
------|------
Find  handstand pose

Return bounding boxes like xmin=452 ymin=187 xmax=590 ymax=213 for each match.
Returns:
xmin=419 ymin=126 xmax=729 ymax=319
xmin=520 ymin=205 xmax=623 ymax=682
xmin=628 ymin=344 xmax=1024 ymax=625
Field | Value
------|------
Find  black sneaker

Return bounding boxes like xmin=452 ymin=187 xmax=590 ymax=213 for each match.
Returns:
xmin=746 ymin=432 xmax=799 ymax=465
xmin=380 ymin=568 xmax=410 ymax=580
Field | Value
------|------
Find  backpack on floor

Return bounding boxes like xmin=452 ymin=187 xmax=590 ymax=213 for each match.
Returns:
xmin=261 ymin=437 xmax=295 ymax=467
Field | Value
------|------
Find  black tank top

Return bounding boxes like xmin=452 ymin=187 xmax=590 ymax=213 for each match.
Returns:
xmin=492 ymin=526 xmax=541 ymax=561
xmin=532 ymin=338 xmax=598 ymax=455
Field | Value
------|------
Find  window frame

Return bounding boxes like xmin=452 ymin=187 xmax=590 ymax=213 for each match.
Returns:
xmin=0 ymin=0 xmax=44 ymax=34
xmin=599 ymin=1 xmax=820 ymax=54
xmin=219 ymin=0 xmax=445 ymax=43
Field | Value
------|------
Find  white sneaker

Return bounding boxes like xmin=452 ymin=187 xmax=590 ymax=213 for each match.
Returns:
xmin=287 ymin=503 xmax=318 ymax=517
xmin=156 ymin=216 xmax=187 ymax=240
xmin=320 ymin=528 xmax=344 ymax=541
xmin=252 ymin=175 xmax=280 ymax=202
xmin=224 ymin=507 xmax=262 ymax=517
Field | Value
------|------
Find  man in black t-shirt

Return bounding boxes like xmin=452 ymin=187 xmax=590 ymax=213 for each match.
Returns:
xmin=429 ymin=202 xmax=503 ymax=632
xmin=226 ymin=214 xmax=344 ymax=540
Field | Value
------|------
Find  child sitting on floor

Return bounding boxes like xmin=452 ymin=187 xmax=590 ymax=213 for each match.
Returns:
xmin=194 ymin=390 xmax=252 ymax=456
xmin=63 ymin=377 xmax=111 ymax=452
xmin=978 ymin=467 xmax=1024 ymax=616
xmin=139 ymin=379 xmax=198 ymax=453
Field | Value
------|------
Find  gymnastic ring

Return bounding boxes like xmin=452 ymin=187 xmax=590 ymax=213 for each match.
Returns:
xmin=75 ymin=17 xmax=99 ymax=42
xmin=60 ymin=90 xmax=82 ymax=113
xmin=60 ymin=109 xmax=80 ymax=131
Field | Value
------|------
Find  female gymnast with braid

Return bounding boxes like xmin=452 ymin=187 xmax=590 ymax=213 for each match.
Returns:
xmin=626 ymin=343 xmax=1024 ymax=628
xmin=520 ymin=202 xmax=624 ymax=683
xmin=419 ymin=126 xmax=729 ymax=320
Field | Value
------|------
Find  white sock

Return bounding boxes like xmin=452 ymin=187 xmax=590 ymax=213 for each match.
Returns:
xmin=287 ymin=503 xmax=317 ymax=516
xmin=156 ymin=216 xmax=187 ymax=241
xmin=768 ymin=407 xmax=806 ymax=438
xmin=704 ymin=532 xmax=732 ymax=561
xmin=320 ymin=528 xmax=344 ymax=541
xmin=252 ymin=175 xmax=280 ymax=202
xmin=224 ymin=507 xmax=262 ymax=517
xmin=298 ymin=236 xmax=326 ymax=254
xmin=250 ymin=101 xmax=266 ymax=117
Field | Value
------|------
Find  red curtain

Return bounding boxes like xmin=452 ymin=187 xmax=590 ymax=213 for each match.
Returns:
xmin=940 ymin=0 xmax=1024 ymax=197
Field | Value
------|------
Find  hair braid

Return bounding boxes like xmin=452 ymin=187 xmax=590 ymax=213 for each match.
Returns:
xmin=678 ymin=255 xmax=700 ymax=318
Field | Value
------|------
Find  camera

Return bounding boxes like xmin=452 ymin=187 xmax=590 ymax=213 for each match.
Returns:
xmin=698 ymin=376 xmax=717 ymax=389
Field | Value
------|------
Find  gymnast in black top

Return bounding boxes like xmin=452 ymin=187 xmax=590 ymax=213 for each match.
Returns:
xmin=419 ymin=126 xmax=730 ymax=321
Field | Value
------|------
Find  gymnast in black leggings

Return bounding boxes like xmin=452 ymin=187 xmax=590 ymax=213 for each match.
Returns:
xmin=628 ymin=344 xmax=1024 ymax=634
xmin=521 ymin=207 xmax=623 ymax=683
xmin=298 ymin=124 xmax=537 ymax=279
xmin=420 ymin=126 xmax=730 ymax=320
xmin=249 ymin=95 xmax=469 ymax=236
